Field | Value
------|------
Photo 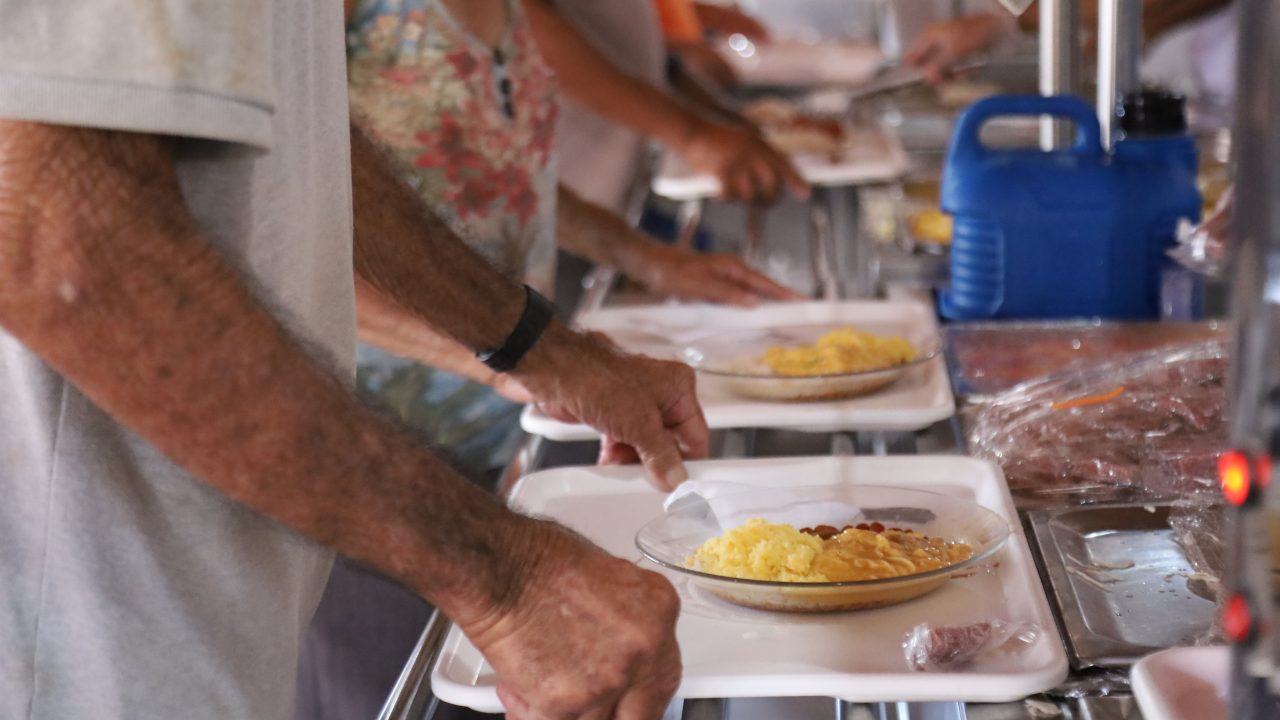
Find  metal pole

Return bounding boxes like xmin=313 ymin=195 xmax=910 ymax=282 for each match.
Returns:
xmin=807 ymin=198 xmax=841 ymax=300
xmin=1039 ymin=0 xmax=1079 ymax=150
xmin=1225 ymin=0 xmax=1280 ymax=713
xmin=1096 ymin=0 xmax=1143 ymax=149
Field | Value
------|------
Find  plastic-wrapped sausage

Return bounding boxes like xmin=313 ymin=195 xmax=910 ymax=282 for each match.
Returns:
xmin=903 ymin=620 xmax=1040 ymax=671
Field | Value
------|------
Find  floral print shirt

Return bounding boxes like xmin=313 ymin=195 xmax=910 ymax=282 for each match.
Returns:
xmin=347 ymin=0 xmax=560 ymax=472
xmin=347 ymin=0 xmax=559 ymax=294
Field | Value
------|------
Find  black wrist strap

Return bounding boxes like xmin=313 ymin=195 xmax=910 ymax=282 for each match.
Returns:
xmin=476 ymin=285 xmax=555 ymax=373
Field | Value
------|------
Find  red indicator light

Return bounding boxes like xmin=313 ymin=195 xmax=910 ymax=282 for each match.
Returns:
xmin=1256 ymin=455 xmax=1273 ymax=491
xmin=1223 ymin=593 xmax=1253 ymax=643
xmin=1219 ymin=450 xmax=1252 ymax=506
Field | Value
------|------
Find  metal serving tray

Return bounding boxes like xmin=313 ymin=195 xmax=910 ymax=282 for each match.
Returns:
xmin=1027 ymin=504 xmax=1217 ymax=669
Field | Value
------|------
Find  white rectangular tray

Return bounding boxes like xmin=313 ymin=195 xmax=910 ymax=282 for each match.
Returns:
xmin=431 ymin=456 xmax=1069 ymax=711
xmin=520 ymin=300 xmax=955 ymax=440
xmin=652 ymin=127 xmax=909 ymax=201
xmin=1131 ymin=646 xmax=1229 ymax=720
xmin=717 ymin=40 xmax=885 ymax=89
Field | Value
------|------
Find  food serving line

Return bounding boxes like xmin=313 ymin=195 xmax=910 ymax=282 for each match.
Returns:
xmin=382 ymin=307 xmax=1188 ymax=720
xmin=372 ymin=3 xmax=1273 ymax=716
xmin=377 ymin=188 xmax=1205 ymax=720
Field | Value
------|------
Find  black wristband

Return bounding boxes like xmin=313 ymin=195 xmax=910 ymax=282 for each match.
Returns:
xmin=476 ymin=285 xmax=555 ymax=373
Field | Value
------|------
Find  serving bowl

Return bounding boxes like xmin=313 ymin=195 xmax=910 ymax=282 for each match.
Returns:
xmin=681 ymin=323 xmax=940 ymax=402
xmin=636 ymin=484 xmax=1009 ymax=612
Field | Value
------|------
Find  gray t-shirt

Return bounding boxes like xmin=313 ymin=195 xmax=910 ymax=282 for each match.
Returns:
xmin=553 ymin=0 xmax=666 ymax=214
xmin=0 ymin=2 xmax=354 ymax=718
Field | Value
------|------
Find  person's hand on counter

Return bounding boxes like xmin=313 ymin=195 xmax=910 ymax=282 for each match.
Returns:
xmin=557 ymin=185 xmax=802 ymax=307
xmin=625 ymin=241 xmax=804 ymax=307
xmin=902 ymin=13 xmax=1015 ymax=85
xmin=514 ymin=325 xmax=708 ymax=490
xmin=465 ymin=518 xmax=682 ymax=720
xmin=678 ymin=117 xmax=809 ymax=202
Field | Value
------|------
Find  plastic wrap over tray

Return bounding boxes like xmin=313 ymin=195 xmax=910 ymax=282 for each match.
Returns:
xmin=965 ymin=340 xmax=1227 ymax=505
xmin=945 ymin=321 xmax=1225 ymax=399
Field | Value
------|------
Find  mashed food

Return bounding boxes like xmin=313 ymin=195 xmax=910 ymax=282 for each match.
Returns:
xmin=908 ymin=208 xmax=952 ymax=245
xmin=688 ymin=518 xmax=973 ymax=583
xmin=761 ymin=327 xmax=916 ymax=377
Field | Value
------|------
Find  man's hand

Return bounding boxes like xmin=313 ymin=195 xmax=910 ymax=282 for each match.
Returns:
xmin=516 ymin=328 xmax=707 ymax=490
xmin=466 ymin=519 xmax=682 ymax=720
xmin=678 ymin=119 xmax=808 ymax=202
xmin=630 ymin=242 xmax=803 ymax=307
xmin=902 ymin=14 xmax=1012 ymax=85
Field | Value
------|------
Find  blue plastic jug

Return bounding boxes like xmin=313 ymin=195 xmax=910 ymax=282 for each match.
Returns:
xmin=939 ymin=95 xmax=1201 ymax=320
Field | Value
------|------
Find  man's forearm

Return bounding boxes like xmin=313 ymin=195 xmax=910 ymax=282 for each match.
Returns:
xmin=350 ymin=124 xmax=597 ymax=398
xmin=668 ymin=53 xmax=745 ymax=127
xmin=350 ymin=126 xmax=528 ymax=354
xmin=522 ymin=0 xmax=703 ymax=150
xmin=555 ymin=185 xmax=652 ymax=269
xmin=356 ymin=277 xmax=500 ymax=387
xmin=0 ymin=122 xmax=530 ymax=627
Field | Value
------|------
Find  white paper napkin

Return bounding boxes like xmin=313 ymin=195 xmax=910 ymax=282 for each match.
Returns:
xmin=664 ymin=480 xmax=861 ymax=532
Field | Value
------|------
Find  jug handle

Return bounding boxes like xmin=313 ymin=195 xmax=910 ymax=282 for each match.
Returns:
xmin=947 ymin=95 xmax=1103 ymax=165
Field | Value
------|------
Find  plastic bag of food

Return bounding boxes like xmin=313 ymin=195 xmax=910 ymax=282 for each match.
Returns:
xmin=904 ymin=619 xmax=1041 ymax=671
xmin=965 ymin=340 xmax=1227 ymax=504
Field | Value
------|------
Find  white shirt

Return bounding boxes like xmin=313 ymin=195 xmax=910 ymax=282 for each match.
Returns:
xmin=0 ymin=2 xmax=354 ymax=718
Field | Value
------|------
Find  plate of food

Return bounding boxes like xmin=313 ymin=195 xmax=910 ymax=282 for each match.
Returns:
xmin=742 ymin=97 xmax=848 ymax=157
xmin=637 ymin=484 xmax=1009 ymax=612
xmin=430 ymin=456 xmax=1068 ymax=709
xmin=682 ymin=323 xmax=939 ymax=402
xmin=520 ymin=300 xmax=956 ymax=439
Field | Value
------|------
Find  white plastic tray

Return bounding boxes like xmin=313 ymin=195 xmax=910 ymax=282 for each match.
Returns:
xmin=718 ymin=40 xmax=885 ymax=88
xmin=652 ymin=127 xmax=910 ymax=201
xmin=430 ymin=456 xmax=1069 ymax=711
xmin=1131 ymin=646 xmax=1229 ymax=720
xmin=520 ymin=300 xmax=955 ymax=440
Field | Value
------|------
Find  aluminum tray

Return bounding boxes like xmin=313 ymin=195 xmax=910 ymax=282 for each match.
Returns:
xmin=1027 ymin=505 xmax=1217 ymax=669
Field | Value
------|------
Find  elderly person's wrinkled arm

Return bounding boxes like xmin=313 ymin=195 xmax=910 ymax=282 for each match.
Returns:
xmin=0 ymin=119 xmax=691 ymax=720
xmin=349 ymin=126 xmax=709 ymax=482
xmin=356 ymin=180 xmax=804 ymax=403
xmin=556 ymin=185 xmax=803 ymax=306
xmin=522 ymin=0 xmax=806 ymax=202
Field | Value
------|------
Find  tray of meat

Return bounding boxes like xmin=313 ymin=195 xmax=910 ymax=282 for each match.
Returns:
xmin=964 ymin=340 xmax=1227 ymax=506
xmin=944 ymin=321 xmax=1225 ymax=400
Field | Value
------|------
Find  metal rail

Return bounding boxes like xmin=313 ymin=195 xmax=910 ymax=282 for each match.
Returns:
xmin=1095 ymin=0 xmax=1142 ymax=150
xmin=375 ymin=610 xmax=450 ymax=720
xmin=1038 ymin=0 xmax=1079 ymax=149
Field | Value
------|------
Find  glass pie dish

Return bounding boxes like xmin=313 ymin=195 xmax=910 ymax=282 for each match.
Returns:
xmin=681 ymin=323 xmax=940 ymax=401
xmin=636 ymin=484 xmax=1010 ymax=612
